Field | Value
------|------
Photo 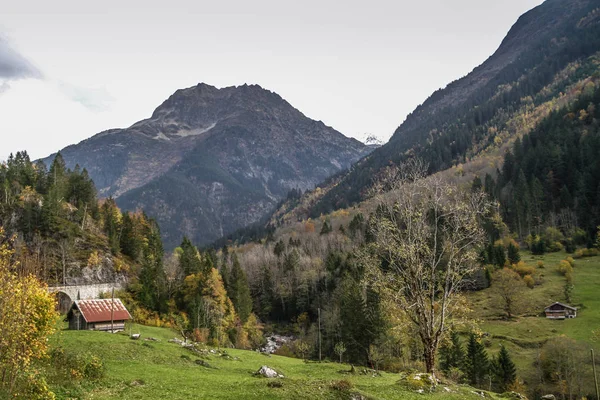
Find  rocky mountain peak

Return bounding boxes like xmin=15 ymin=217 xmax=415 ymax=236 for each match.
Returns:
xmin=44 ymin=83 xmax=371 ymax=248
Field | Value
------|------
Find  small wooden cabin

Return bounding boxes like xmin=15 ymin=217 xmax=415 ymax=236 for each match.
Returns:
xmin=544 ymin=302 xmax=577 ymax=319
xmin=67 ymin=299 xmax=131 ymax=331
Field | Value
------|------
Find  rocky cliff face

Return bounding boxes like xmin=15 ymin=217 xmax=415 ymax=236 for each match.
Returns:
xmin=45 ymin=83 xmax=370 ymax=248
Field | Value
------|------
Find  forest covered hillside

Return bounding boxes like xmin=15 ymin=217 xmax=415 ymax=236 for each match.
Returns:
xmin=309 ymin=0 xmax=600 ymax=217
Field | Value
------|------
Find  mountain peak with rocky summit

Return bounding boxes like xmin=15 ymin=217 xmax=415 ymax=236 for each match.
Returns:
xmin=44 ymin=83 xmax=371 ymax=248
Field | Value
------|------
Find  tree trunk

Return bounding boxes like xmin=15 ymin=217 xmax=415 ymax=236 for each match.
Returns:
xmin=424 ymin=343 xmax=437 ymax=376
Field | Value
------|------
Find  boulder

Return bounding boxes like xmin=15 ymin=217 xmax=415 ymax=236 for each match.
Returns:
xmin=541 ymin=396 xmax=556 ymax=400
xmin=255 ymin=365 xmax=284 ymax=378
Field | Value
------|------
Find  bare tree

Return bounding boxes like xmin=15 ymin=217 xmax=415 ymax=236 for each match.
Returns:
xmin=363 ymin=159 xmax=490 ymax=375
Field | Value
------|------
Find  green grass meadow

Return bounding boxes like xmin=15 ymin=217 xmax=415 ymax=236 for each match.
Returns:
xmin=49 ymin=324 xmax=502 ymax=399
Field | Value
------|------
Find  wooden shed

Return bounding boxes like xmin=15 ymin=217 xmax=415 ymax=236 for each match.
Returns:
xmin=67 ymin=299 xmax=131 ymax=331
xmin=544 ymin=302 xmax=577 ymax=319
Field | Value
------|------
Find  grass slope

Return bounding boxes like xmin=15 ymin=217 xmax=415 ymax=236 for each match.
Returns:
xmin=49 ymin=324 xmax=501 ymax=400
xmin=469 ymin=251 xmax=600 ymax=382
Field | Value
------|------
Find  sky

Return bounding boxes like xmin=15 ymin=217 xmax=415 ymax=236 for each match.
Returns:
xmin=0 ymin=0 xmax=544 ymax=162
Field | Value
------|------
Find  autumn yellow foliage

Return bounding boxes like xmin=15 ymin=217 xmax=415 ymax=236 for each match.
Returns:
xmin=0 ymin=229 xmax=58 ymax=399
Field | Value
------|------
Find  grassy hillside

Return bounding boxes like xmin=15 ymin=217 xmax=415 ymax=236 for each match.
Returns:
xmin=47 ymin=324 xmax=506 ymax=400
xmin=469 ymin=250 xmax=600 ymax=391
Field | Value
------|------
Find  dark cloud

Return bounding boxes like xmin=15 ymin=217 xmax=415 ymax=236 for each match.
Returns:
xmin=0 ymin=36 xmax=42 ymax=80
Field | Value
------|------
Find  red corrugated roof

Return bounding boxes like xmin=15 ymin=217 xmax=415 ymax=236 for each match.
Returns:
xmin=75 ymin=299 xmax=131 ymax=323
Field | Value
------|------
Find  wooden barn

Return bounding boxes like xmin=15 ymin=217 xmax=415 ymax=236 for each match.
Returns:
xmin=67 ymin=299 xmax=131 ymax=331
xmin=544 ymin=302 xmax=577 ymax=319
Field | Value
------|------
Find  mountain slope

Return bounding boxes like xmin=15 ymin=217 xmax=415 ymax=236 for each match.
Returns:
xmin=45 ymin=84 xmax=370 ymax=248
xmin=309 ymin=0 xmax=600 ymax=216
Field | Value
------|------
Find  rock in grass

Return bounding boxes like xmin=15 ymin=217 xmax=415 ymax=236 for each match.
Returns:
xmin=195 ymin=359 xmax=216 ymax=369
xmin=255 ymin=365 xmax=284 ymax=378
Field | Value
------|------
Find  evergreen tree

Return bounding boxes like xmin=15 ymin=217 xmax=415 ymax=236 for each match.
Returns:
xmin=492 ymin=345 xmax=517 ymax=392
xmin=100 ymin=198 xmax=121 ymax=255
xmin=439 ymin=330 xmax=464 ymax=373
xmin=471 ymin=176 xmax=483 ymax=192
xmin=465 ymin=334 xmax=489 ymax=387
xmin=507 ymin=242 xmax=520 ymax=265
xmin=179 ymin=236 xmax=203 ymax=276
xmin=256 ymin=265 xmax=274 ymax=321
xmin=120 ymin=213 xmax=142 ymax=260
xmin=320 ymin=220 xmax=333 ymax=235
xmin=273 ymin=239 xmax=285 ymax=257
xmin=138 ymin=221 xmax=166 ymax=312
xmin=229 ymin=254 xmax=253 ymax=323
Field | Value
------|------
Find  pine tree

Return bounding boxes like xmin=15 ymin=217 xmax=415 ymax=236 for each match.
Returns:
xmin=256 ymin=265 xmax=274 ymax=320
xmin=139 ymin=221 xmax=166 ymax=312
xmin=229 ymin=254 xmax=253 ymax=323
xmin=273 ymin=239 xmax=285 ymax=257
xmin=465 ymin=334 xmax=489 ymax=387
xmin=507 ymin=242 xmax=520 ymax=265
xmin=179 ymin=236 xmax=202 ymax=276
xmin=492 ymin=345 xmax=516 ymax=392
xmin=439 ymin=330 xmax=464 ymax=373
xmin=320 ymin=220 xmax=332 ymax=235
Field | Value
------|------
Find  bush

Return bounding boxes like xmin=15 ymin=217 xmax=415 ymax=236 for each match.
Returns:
xmin=83 ymin=356 xmax=105 ymax=381
xmin=537 ymin=261 xmax=545 ymax=269
xmin=548 ymin=241 xmax=564 ymax=252
xmin=544 ymin=227 xmax=564 ymax=243
xmin=513 ymin=261 xmax=535 ymax=277
xmin=573 ymin=248 xmax=599 ymax=259
xmin=523 ymin=275 xmax=535 ymax=288
xmin=48 ymin=347 xmax=105 ymax=384
xmin=557 ymin=260 xmax=573 ymax=277
xmin=565 ymin=257 xmax=575 ymax=267
xmin=569 ymin=228 xmax=588 ymax=246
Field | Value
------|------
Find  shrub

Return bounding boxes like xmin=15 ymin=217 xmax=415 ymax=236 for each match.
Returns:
xmin=537 ymin=261 xmax=545 ymax=269
xmin=513 ymin=261 xmax=535 ymax=277
xmin=523 ymin=275 xmax=535 ymax=288
xmin=548 ymin=241 xmax=564 ymax=252
xmin=569 ymin=228 xmax=588 ymax=246
xmin=544 ymin=227 xmax=564 ymax=243
xmin=565 ymin=257 xmax=575 ymax=268
xmin=573 ymin=248 xmax=600 ymax=259
xmin=557 ymin=260 xmax=573 ymax=277
xmin=83 ymin=356 xmax=105 ymax=381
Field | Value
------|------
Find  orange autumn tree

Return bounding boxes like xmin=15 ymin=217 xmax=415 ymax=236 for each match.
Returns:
xmin=0 ymin=229 xmax=58 ymax=399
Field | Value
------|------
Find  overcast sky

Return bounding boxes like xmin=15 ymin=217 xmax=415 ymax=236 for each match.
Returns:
xmin=0 ymin=0 xmax=544 ymax=162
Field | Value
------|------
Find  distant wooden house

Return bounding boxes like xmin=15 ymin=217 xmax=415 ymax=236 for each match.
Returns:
xmin=544 ymin=302 xmax=577 ymax=319
xmin=67 ymin=299 xmax=131 ymax=331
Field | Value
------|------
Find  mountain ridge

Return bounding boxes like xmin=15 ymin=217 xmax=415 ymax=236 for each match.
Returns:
xmin=43 ymin=83 xmax=370 ymax=248
xmin=306 ymin=0 xmax=600 ymax=216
